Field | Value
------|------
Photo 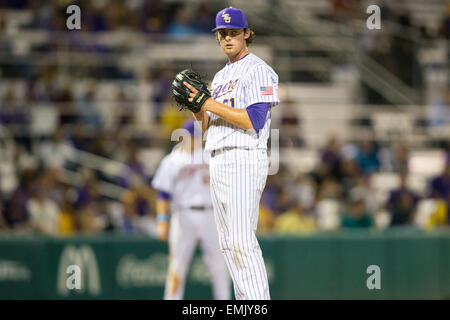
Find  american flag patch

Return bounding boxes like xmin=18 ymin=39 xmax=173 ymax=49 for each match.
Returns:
xmin=260 ymin=86 xmax=273 ymax=95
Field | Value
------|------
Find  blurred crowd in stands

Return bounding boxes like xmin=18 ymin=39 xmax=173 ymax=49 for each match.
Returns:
xmin=1 ymin=125 xmax=449 ymax=237
xmin=0 ymin=123 xmax=160 ymax=236
xmin=259 ymin=137 xmax=450 ymax=235
xmin=0 ymin=0 xmax=449 ymax=237
xmin=0 ymin=0 xmax=218 ymax=36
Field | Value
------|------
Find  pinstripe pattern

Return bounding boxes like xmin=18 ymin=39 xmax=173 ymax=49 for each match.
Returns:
xmin=153 ymin=147 xmax=230 ymax=300
xmin=207 ymin=52 xmax=277 ymax=300
xmin=210 ymin=149 xmax=270 ymax=300
xmin=205 ymin=53 xmax=279 ymax=152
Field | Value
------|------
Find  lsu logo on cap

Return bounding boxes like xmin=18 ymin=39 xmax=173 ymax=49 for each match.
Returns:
xmin=222 ymin=13 xmax=231 ymax=23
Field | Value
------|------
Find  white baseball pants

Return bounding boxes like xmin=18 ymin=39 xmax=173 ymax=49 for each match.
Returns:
xmin=209 ymin=148 xmax=270 ymax=300
xmin=164 ymin=208 xmax=230 ymax=300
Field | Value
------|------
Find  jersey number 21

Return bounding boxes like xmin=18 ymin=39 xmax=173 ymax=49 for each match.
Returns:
xmin=223 ymin=98 xmax=235 ymax=108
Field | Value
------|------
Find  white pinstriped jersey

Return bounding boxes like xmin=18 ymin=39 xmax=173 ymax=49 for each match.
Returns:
xmin=151 ymin=147 xmax=211 ymax=211
xmin=205 ymin=53 xmax=279 ymax=152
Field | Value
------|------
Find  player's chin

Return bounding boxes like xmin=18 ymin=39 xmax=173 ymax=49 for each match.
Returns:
xmin=222 ymin=48 xmax=235 ymax=56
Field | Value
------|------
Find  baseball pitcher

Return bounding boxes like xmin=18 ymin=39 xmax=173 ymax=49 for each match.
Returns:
xmin=171 ymin=7 xmax=279 ymax=300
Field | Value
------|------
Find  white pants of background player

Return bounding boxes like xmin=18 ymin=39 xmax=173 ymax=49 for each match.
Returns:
xmin=164 ymin=208 xmax=230 ymax=300
xmin=209 ymin=148 xmax=270 ymax=300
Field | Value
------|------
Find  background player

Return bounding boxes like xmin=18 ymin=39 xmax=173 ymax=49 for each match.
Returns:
xmin=181 ymin=7 xmax=280 ymax=300
xmin=151 ymin=119 xmax=230 ymax=300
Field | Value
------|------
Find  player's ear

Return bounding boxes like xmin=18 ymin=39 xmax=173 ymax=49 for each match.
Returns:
xmin=215 ymin=31 xmax=220 ymax=44
xmin=244 ymin=29 xmax=250 ymax=40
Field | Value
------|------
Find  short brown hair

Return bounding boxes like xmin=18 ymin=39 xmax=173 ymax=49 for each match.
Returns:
xmin=215 ymin=28 xmax=255 ymax=46
xmin=245 ymin=29 xmax=255 ymax=45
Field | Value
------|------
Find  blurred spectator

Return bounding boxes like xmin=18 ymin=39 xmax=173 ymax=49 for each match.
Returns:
xmin=341 ymin=188 xmax=373 ymax=229
xmin=122 ymin=175 xmax=154 ymax=217
xmin=439 ymin=2 xmax=450 ymax=40
xmin=120 ymin=204 xmax=140 ymax=233
xmin=78 ymin=199 xmax=106 ymax=234
xmin=75 ymin=88 xmax=102 ymax=130
xmin=273 ymin=188 xmax=295 ymax=216
xmin=109 ymin=128 xmax=129 ymax=162
xmin=141 ymin=0 xmax=167 ymax=34
xmin=116 ymin=89 xmax=133 ymax=127
xmin=316 ymin=177 xmax=342 ymax=202
xmin=426 ymin=199 xmax=448 ymax=229
xmin=39 ymin=126 xmax=74 ymax=169
xmin=73 ymin=172 xmax=107 ymax=233
xmin=288 ymin=174 xmax=316 ymax=212
xmin=351 ymin=175 xmax=378 ymax=214
xmin=0 ymin=215 xmax=6 ymax=231
xmin=257 ymin=204 xmax=276 ymax=235
xmin=118 ymin=142 xmax=148 ymax=189
xmin=0 ymin=88 xmax=27 ymax=126
xmin=70 ymin=122 xmax=90 ymax=152
xmin=339 ymin=156 xmax=361 ymax=198
xmin=89 ymin=129 xmax=110 ymax=158
xmin=44 ymin=166 xmax=66 ymax=204
xmin=150 ymin=67 xmax=173 ymax=120
xmin=260 ymin=175 xmax=279 ymax=214
xmin=121 ymin=174 xmax=157 ymax=234
xmin=84 ymin=1 xmax=110 ymax=32
xmin=73 ymin=171 xmax=102 ymax=210
xmin=58 ymin=193 xmax=77 ymax=236
xmin=105 ymin=0 xmax=133 ymax=31
xmin=27 ymin=172 xmax=60 ymax=235
xmin=279 ymin=106 xmax=303 ymax=148
xmin=315 ymin=178 xmax=342 ymax=231
xmin=427 ymin=88 xmax=450 ymax=127
xmin=0 ymin=192 xmax=6 ymax=230
xmin=159 ymin=104 xmax=188 ymax=141
xmin=3 ymin=169 xmax=35 ymax=231
xmin=310 ymin=162 xmax=333 ymax=191
xmin=392 ymin=141 xmax=409 ymax=173
xmin=320 ymin=137 xmax=342 ymax=180
xmin=167 ymin=4 xmax=200 ymax=39
xmin=195 ymin=1 xmax=216 ymax=33
xmin=430 ymin=159 xmax=450 ymax=209
xmin=273 ymin=201 xmax=317 ymax=234
xmin=355 ymin=140 xmax=380 ymax=174
xmin=386 ymin=171 xmax=419 ymax=226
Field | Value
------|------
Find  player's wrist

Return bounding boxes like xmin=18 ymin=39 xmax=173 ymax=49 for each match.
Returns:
xmin=201 ymin=98 xmax=213 ymax=112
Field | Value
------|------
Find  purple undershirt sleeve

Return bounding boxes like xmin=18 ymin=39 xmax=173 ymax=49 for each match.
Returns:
xmin=157 ymin=191 xmax=172 ymax=200
xmin=246 ymin=102 xmax=270 ymax=132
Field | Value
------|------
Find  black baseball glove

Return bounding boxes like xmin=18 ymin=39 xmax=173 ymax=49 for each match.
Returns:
xmin=172 ymin=69 xmax=211 ymax=113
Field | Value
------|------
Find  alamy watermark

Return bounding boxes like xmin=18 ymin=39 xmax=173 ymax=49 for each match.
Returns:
xmin=366 ymin=265 xmax=381 ymax=290
xmin=366 ymin=5 xmax=381 ymax=30
xmin=59 ymin=245 xmax=101 ymax=296
xmin=66 ymin=5 xmax=81 ymax=30
xmin=66 ymin=265 xmax=81 ymax=290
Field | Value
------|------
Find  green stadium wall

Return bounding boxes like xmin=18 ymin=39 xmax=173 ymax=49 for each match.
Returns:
xmin=0 ymin=229 xmax=449 ymax=299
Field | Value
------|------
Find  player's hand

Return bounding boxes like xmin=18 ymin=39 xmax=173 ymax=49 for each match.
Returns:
xmin=183 ymin=81 xmax=198 ymax=102
xmin=157 ymin=221 xmax=169 ymax=242
xmin=183 ymin=81 xmax=210 ymax=111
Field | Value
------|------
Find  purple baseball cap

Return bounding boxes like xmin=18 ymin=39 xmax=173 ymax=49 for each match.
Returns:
xmin=211 ymin=7 xmax=248 ymax=32
xmin=183 ymin=119 xmax=195 ymax=136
